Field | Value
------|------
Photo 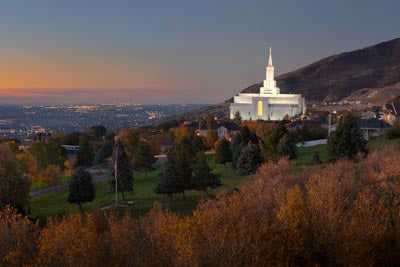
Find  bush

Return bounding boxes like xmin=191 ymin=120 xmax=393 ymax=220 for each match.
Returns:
xmin=3 ymin=148 xmax=400 ymax=265
xmin=386 ymin=120 xmax=400 ymax=139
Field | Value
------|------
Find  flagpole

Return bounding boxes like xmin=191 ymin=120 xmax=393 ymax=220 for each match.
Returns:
xmin=114 ymin=143 xmax=118 ymax=205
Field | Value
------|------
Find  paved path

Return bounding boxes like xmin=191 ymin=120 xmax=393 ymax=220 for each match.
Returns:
xmin=30 ymin=172 xmax=110 ymax=197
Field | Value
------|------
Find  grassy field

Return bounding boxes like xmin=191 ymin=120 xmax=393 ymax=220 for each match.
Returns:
xmin=30 ymin=138 xmax=400 ymax=221
xmin=29 ymin=154 xmax=248 ymax=221
xmin=294 ymin=137 xmax=400 ymax=168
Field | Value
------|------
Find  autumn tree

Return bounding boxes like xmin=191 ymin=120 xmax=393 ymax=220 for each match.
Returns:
xmin=68 ymin=167 xmax=95 ymax=210
xmin=205 ymin=128 xmax=218 ymax=149
xmin=41 ymin=164 xmax=62 ymax=191
xmin=134 ymin=141 xmax=156 ymax=177
xmin=0 ymin=144 xmax=30 ymax=213
xmin=173 ymin=125 xmax=189 ymax=140
xmin=191 ymin=152 xmax=221 ymax=195
xmin=36 ymin=212 xmax=107 ymax=266
xmin=20 ymin=141 xmax=65 ymax=182
xmin=117 ymin=129 xmax=140 ymax=161
xmin=328 ymin=114 xmax=367 ymax=162
xmin=0 ymin=207 xmax=39 ymax=266
xmin=111 ymin=142 xmax=134 ymax=200
xmin=215 ymin=137 xmax=232 ymax=166
xmin=64 ymin=155 xmax=76 ymax=176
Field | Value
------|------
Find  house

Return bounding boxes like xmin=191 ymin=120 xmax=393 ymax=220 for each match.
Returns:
xmin=197 ymin=121 xmax=240 ymax=139
xmin=356 ymin=118 xmax=391 ymax=140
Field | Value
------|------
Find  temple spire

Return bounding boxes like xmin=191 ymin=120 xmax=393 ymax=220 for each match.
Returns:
xmin=268 ymin=47 xmax=273 ymax=66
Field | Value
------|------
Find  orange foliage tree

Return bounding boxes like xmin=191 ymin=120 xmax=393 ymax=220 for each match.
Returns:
xmin=2 ymin=147 xmax=400 ymax=265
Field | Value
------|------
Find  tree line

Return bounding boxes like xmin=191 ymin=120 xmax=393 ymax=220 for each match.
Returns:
xmin=0 ymin=144 xmax=398 ymax=266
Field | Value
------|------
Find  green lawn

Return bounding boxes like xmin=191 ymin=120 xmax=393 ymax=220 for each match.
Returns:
xmin=29 ymin=154 xmax=248 ymax=221
xmin=30 ymin=175 xmax=71 ymax=190
xmin=30 ymin=138 xmax=400 ymax=221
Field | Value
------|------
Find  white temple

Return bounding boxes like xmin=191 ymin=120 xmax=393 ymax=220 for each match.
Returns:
xmin=230 ymin=48 xmax=306 ymax=121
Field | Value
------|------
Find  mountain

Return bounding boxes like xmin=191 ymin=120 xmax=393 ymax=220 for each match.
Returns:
xmin=170 ymin=38 xmax=400 ymax=121
xmin=242 ymin=38 xmax=400 ymax=102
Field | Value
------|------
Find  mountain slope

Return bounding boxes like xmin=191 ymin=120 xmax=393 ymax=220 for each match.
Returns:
xmin=242 ymin=38 xmax=400 ymax=102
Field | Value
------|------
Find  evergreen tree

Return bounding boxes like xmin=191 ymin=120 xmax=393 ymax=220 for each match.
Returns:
xmin=168 ymin=138 xmax=193 ymax=199
xmin=328 ymin=114 xmax=368 ymax=162
xmin=231 ymin=133 xmax=243 ymax=169
xmin=155 ymin=153 xmax=182 ymax=200
xmin=272 ymin=123 xmax=289 ymax=143
xmin=249 ymin=132 xmax=259 ymax=144
xmin=93 ymin=148 xmax=105 ymax=165
xmin=236 ymin=142 xmax=264 ymax=176
xmin=240 ymin=126 xmax=251 ymax=144
xmin=134 ymin=141 xmax=156 ymax=177
xmin=215 ymin=137 xmax=232 ymax=166
xmin=101 ymin=140 xmax=114 ymax=159
xmin=111 ymin=142 xmax=134 ymax=200
xmin=259 ymin=134 xmax=278 ymax=162
xmin=233 ymin=111 xmax=242 ymax=125
xmin=310 ymin=151 xmax=322 ymax=165
xmin=67 ymin=167 xmax=95 ymax=210
xmin=190 ymin=134 xmax=205 ymax=154
xmin=277 ymin=134 xmax=297 ymax=159
xmin=191 ymin=152 xmax=221 ymax=195
xmin=90 ymin=124 xmax=107 ymax=140
xmin=76 ymin=139 xmax=94 ymax=166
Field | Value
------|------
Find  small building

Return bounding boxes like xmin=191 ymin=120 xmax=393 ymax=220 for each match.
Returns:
xmin=356 ymin=118 xmax=391 ymax=140
xmin=197 ymin=121 xmax=240 ymax=139
xmin=61 ymin=145 xmax=80 ymax=156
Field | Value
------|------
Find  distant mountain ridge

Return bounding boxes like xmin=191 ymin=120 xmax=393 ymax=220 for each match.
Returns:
xmin=242 ymin=38 xmax=400 ymax=102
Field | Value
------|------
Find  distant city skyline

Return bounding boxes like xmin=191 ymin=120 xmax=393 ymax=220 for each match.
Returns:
xmin=0 ymin=0 xmax=399 ymax=104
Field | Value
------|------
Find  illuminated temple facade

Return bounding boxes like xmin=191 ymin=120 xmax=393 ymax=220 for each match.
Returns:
xmin=230 ymin=48 xmax=306 ymax=121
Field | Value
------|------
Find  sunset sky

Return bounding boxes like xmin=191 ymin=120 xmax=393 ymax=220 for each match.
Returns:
xmin=0 ymin=0 xmax=399 ymax=104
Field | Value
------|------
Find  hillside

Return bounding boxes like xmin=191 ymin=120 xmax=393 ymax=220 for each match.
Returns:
xmin=171 ymin=38 xmax=400 ymax=120
xmin=344 ymin=82 xmax=400 ymax=106
xmin=243 ymin=38 xmax=400 ymax=102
